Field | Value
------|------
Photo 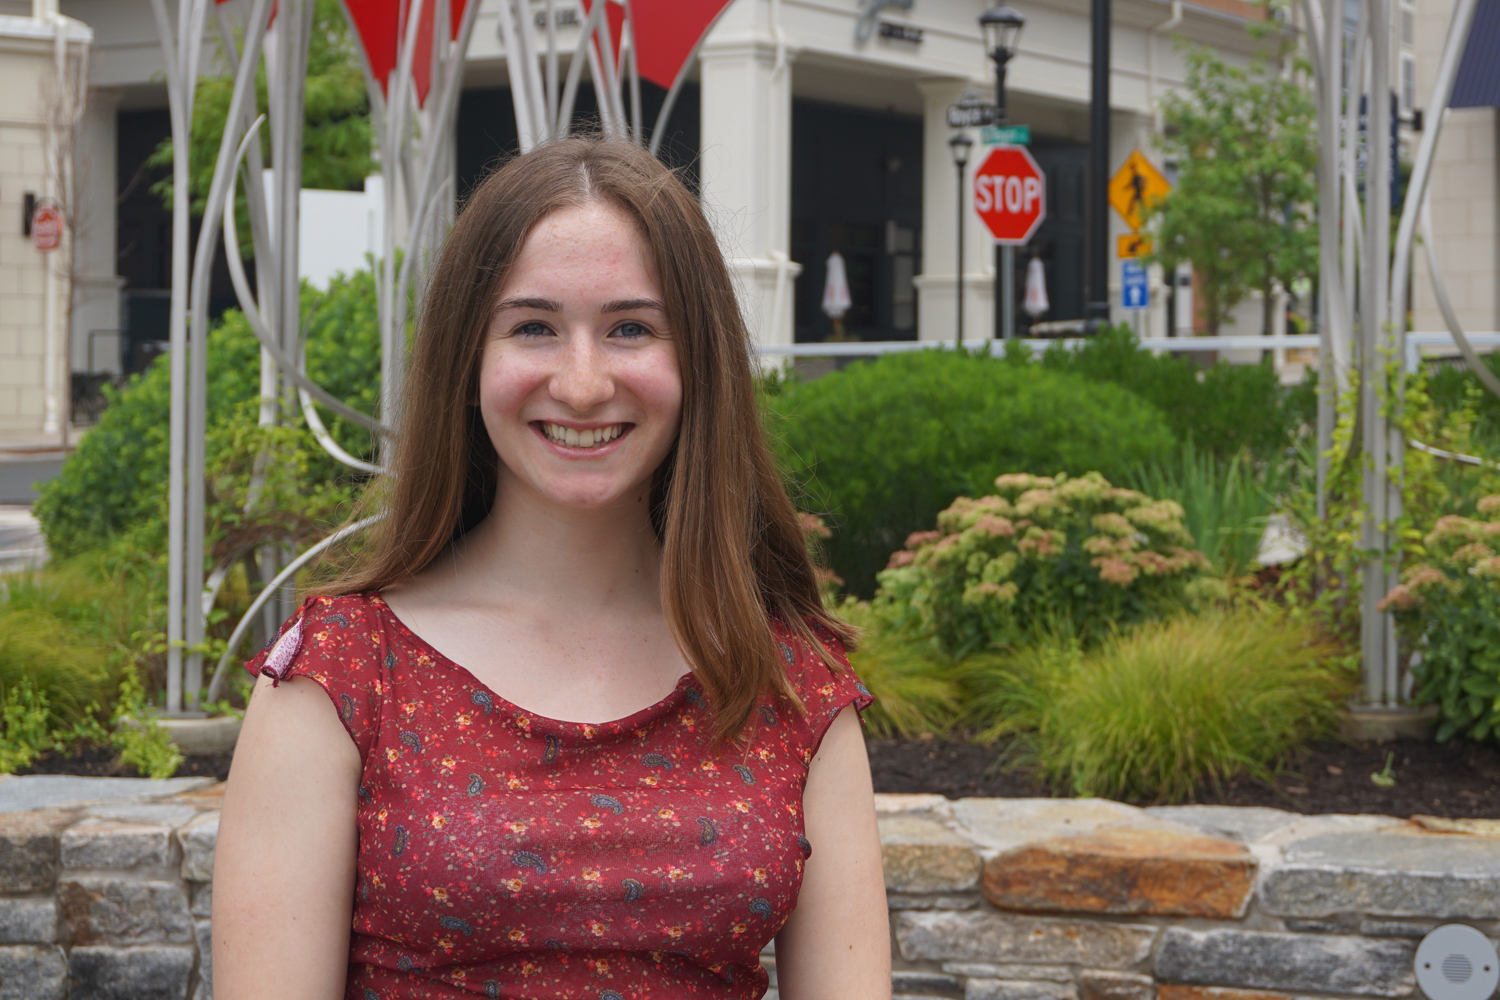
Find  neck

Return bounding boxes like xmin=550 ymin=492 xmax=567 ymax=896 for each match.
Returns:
xmin=444 ymin=472 xmax=664 ymax=614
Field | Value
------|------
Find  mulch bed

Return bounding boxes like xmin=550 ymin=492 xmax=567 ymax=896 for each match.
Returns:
xmin=18 ymin=735 xmax=1500 ymax=820
xmin=867 ymin=734 xmax=1500 ymax=819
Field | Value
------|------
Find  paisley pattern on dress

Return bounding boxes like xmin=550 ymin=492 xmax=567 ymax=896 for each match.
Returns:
xmin=245 ymin=592 xmax=871 ymax=1000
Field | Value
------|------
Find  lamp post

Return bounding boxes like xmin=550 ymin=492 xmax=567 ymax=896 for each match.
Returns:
xmin=980 ymin=4 xmax=1025 ymax=340
xmin=950 ymin=132 xmax=973 ymax=348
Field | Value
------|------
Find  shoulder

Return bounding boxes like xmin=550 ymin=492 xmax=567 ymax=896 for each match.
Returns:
xmin=769 ymin=616 xmax=873 ymax=764
xmin=244 ymin=592 xmax=390 ymax=759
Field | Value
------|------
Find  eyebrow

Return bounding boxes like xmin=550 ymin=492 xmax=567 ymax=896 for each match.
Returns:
xmin=601 ymin=298 xmax=666 ymax=314
xmin=494 ymin=296 xmax=563 ymax=312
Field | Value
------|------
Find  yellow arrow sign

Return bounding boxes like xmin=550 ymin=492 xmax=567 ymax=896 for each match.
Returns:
xmin=1109 ymin=149 xmax=1170 ymax=233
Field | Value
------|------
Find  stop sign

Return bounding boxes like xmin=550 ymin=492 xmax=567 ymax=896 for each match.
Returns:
xmin=31 ymin=203 xmax=61 ymax=253
xmin=973 ymin=145 xmax=1046 ymax=245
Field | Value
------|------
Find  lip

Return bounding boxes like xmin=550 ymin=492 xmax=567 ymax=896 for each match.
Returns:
xmin=529 ymin=420 xmax=634 ymax=458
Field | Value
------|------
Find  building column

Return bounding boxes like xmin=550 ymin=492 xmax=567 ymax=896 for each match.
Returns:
xmin=698 ymin=0 xmax=799 ymax=350
xmin=72 ymin=87 xmax=125 ymax=375
xmin=914 ymin=77 xmax=993 ymax=344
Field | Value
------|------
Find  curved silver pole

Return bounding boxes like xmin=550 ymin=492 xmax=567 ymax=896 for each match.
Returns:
xmin=1421 ymin=201 xmax=1500 ymax=400
xmin=1409 ymin=439 xmax=1496 ymax=467
xmin=204 ymin=513 xmax=386 ymax=703
xmin=221 ymin=131 xmax=394 ymax=438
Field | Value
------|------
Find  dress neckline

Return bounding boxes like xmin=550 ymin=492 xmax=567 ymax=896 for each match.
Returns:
xmin=368 ymin=592 xmax=698 ymax=734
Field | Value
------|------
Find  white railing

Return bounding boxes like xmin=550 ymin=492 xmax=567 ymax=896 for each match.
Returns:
xmin=753 ymin=332 xmax=1500 ymax=371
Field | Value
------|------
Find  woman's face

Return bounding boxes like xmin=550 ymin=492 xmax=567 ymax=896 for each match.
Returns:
xmin=478 ymin=201 xmax=682 ymax=513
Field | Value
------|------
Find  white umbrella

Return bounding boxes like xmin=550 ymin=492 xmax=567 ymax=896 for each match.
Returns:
xmin=822 ymin=250 xmax=851 ymax=319
xmin=1023 ymin=254 xmax=1049 ymax=319
xmin=822 ymin=250 xmax=853 ymax=341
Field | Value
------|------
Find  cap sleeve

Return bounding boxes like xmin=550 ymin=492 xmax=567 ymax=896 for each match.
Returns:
xmin=771 ymin=617 xmax=874 ymax=767
xmin=244 ymin=593 xmax=386 ymax=761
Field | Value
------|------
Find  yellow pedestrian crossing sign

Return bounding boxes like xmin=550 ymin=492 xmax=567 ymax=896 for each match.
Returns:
xmin=1108 ymin=150 xmax=1170 ymax=232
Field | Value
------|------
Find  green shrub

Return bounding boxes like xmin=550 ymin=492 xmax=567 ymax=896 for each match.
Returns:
xmin=1014 ymin=325 xmax=1307 ymax=459
xmin=766 ymin=349 xmax=1176 ymax=596
xmin=1123 ymin=442 xmax=1289 ymax=577
xmin=878 ymin=471 xmax=1212 ymax=656
xmin=35 ymin=270 xmax=381 ymax=560
xmin=964 ymin=610 xmax=1349 ymax=802
xmin=1384 ymin=497 xmax=1500 ymax=743
xmin=834 ymin=598 xmax=960 ymax=738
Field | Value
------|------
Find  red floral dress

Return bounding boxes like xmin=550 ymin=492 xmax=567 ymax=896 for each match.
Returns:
xmin=245 ymin=592 xmax=872 ymax=1000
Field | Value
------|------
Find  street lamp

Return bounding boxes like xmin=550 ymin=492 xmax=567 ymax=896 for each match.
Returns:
xmin=980 ymin=4 xmax=1024 ymax=340
xmin=979 ymin=5 xmax=1025 ymax=124
xmin=950 ymin=132 xmax=974 ymax=349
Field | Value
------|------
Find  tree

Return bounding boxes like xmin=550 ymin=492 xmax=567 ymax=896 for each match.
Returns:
xmin=1148 ymin=43 xmax=1319 ymax=337
xmin=147 ymin=0 xmax=373 ymax=255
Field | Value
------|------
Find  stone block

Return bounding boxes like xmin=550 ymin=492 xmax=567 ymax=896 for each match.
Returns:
xmin=896 ymin=911 xmax=1157 ymax=969
xmin=62 ymin=820 xmax=174 ymax=869
xmin=952 ymin=799 xmax=1149 ymax=854
xmin=0 ymin=776 xmax=213 ymax=815
xmin=1409 ymin=816 xmax=1500 ymax=836
xmin=1144 ymin=806 xmax=1300 ymax=844
xmin=888 ymin=893 xmax=981 ymax=910
xmin=70 ymin=944 xmax=195 ymax=1000
xmin=882 ymin=815 xmax=983 ymax=893
xmin=984 ymin=827 xmax=1256 ymax=919
xmin=1157 ymin=987 xmax=1288 ymax=1000
xmin=0 ymin=808 xmax=72 ymax=891
xmin=943 ymin=964 xmax=1074 ymax=983
xmin=1081 ymin=970 xmax=1155 ymax=1000
xmin=0 ymin=944 xmax=67 ymax=1000
xmin=967 ymin=980 xmax=1078 ymax=1000
xmin=85 ymin=803 xmax=199 ymax=829
xmin=893 ymin=970 xmax=961 ymax=996
xmin=0 ymin=897 xmax=56 ymax=943
xmin=191 ymin=881 xmax=213 ymax=918
xmin=878 ymin=793 xmax=953 ymax=815
xmin=1259 ymin=832 xmax=1500 ymax=918
xmin=1154 ymin=928 xmax=1415 ymax=998
xmin=194 ymin=919 xmax=212 ymax=1000
xmin=178 ymin=812 xmax=219 ymax=882
xmin=58 ymin=876 xmax=193 ymax=945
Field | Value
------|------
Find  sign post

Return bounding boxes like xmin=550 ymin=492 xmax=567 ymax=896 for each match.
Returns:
xmin=1108 ymin=149 xmax=1170 ymax=331
xmin=973 ymin=145 xmax=1045 ymax=340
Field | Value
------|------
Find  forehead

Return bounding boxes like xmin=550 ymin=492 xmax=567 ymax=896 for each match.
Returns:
xmin=505 ymin=202 xmax=658 ymax=289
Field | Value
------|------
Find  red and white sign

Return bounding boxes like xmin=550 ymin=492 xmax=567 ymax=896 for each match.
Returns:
xmin=31 ymin=203 xmax=61 ymax=253
xmin=973 ymin=145 xmax=1046 ymax=245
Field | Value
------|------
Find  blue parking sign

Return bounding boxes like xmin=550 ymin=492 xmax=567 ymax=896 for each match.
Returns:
xmin=1121 ymin=260 xmax=1149 ymax=309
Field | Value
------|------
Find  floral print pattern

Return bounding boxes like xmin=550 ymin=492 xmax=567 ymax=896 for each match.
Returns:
xmin=246 ymin=592 xmax=871 ymax=999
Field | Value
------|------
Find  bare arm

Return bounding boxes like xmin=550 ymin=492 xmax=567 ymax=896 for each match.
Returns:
xmin=212 ymin=674 xmax=362 ymax=1000
xmin=774 ymin=707 xmax=891 ymax=999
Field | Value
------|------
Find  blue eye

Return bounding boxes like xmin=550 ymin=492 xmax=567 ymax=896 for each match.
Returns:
xmin=612 ymin=321 xmax=649 ymax=339
xmin=515 ymin=321 xmax=552 ymax=339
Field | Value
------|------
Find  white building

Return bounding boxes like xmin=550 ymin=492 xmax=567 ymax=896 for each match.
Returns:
xmin=4 ymin=0 xmax=1291 ymax=436
xmin=1413 ymin=0 xmax=1498 ymax=339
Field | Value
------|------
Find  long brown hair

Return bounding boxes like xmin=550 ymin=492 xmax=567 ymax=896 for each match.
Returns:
xmin=319 ymin=137 xmax=853 ymax=741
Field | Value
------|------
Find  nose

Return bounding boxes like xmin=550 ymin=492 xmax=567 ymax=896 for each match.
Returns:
xmin=548 ymin=329 xmax=615 ymax=413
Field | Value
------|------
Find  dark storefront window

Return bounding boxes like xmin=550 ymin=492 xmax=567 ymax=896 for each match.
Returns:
xmin=790 ymin=99 xmax=922 ymax=343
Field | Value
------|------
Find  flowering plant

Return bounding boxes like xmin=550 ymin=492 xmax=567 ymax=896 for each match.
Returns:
xmin=1381 ymin=495 xmax=1500 ymax=743
xmin=876 ymin=471 xmax=1211 ymax=656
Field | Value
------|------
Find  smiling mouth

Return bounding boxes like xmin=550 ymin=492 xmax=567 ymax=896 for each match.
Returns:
xmin=537 ymin=422 xmax=629 ymax=449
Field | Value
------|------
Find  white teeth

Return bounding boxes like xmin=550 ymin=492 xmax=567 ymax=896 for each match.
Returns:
xmin=542 ymin=423 xmax=623 ymax=449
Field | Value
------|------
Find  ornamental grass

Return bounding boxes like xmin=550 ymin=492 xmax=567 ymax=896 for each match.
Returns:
xmin=963 ymin=610 xmax=1351 ymax=803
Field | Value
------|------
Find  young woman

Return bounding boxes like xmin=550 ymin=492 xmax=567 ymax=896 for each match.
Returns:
xmin=211 ymin=138 xmax=890 ymax=1000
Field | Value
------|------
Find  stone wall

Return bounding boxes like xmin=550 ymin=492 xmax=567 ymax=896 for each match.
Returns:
xmin=4 ymin=780 xmax=1499 ymax=1000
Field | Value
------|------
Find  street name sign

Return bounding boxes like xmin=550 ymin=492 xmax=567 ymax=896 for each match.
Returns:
xmin=973 ymin=145 xmax=1046 ymax=245
xmin=948 ymin=101 xmax=998 ymax=128
xmin=1121 ymin=260 xmax=1149 ymax=309
xmin=981 ymin=124 xmax=1030 ymax=146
